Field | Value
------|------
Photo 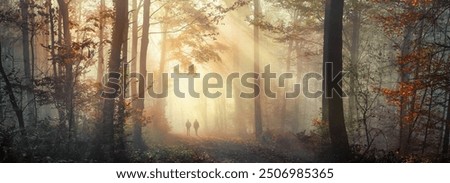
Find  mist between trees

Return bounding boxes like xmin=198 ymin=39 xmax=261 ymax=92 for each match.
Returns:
xmin=101 ymin=64 xmax=347 ymax=99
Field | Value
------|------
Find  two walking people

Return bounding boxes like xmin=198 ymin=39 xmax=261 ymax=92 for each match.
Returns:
xmin=185 ymin=120 xmax=200 ymax=136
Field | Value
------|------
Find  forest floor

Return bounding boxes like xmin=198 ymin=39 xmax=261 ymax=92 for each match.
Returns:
xmin=140 ymin=133 xmax=316 ymax=163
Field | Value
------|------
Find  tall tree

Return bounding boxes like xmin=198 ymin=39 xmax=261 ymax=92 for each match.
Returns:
xmin=20 ymin=0 xmax=35 ymax=127
xmin=322 ymin=0 xmax=351 ymax=161
xmin=47 ymin=0 xmax=66 ymax=127
xmin=97 ymin=0 xmax=106 ymax=83
xmin=116 ymin=1 xmax=129 ymax=160
xmin=133 ymin=0 xmax=151 ymax=150
xmin=348 ymin=0 xmax=361 ymax=128
xmin=130 ymin=0 xmax=139 ymax=100
xmin=57 ymin=0 xmax=75 ymax=138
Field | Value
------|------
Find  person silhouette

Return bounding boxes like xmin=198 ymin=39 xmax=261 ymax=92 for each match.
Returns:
xmin=185 ymin=120 xmax=192 ymax=136
xmin=193 ymin=120 xmax=200 ymax=136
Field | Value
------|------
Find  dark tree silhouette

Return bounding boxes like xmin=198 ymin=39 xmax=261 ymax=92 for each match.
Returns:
xmin=322 ymin=0 xmax=351 ymax=161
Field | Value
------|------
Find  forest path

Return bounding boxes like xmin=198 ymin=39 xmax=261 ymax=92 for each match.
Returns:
xmin=157 ymin=134 xmax=314 ymax=163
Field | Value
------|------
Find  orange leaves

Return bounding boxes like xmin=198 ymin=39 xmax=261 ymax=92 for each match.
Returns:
xmin=402 ymin=0 xmax=433 ymax=6
xmin=378 ymin=80 xmax=423 ymax=106
xmin=375 ymin=10 xmax=423 ymax=36
xmin=372 ymin=0 xmax=433 ymax=37
xmin=378 ymin=88 xmax=401 ymax=106
xmin=397 ymin=47 xmax=434 ymax=74
xmin=312 ymin=118 xmax=327 ymax=128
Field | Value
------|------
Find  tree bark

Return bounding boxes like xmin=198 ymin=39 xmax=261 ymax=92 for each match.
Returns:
xmin=29 ymin=4 xmax=38 ymax=126
xmin=323 ymin=0 xmax=351 ymax=161
xmin=101 ymin=0 xmax=128 ymax=160
xmin=133 ymin=0 xmax=150 ymax=150
xmin=20 ymin=0 xmax=34 ymax=126
xmin=294 ymin=41 xmax=303 ymax=133
xmin=116 ymin=5 xmax=129 ymax=161
xmin=131 ymin=0 xmax=139 ymax=98
xmin=348 ymin=0 xmax=360 ymax=128
xmin=48 ymin=0 xmax=61 ymax=125
xmin=57 ymin=0 xmax=75 ymax=139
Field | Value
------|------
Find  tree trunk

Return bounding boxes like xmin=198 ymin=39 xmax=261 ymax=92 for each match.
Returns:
xmin=323 ymin=0 xmax=351 ymax=161
xmin=51 ymin=0 xmax=66 ymax=126
xmin=133 ymin=0 xmax=150 ymax=150
xmin=154 ymin=6 xmax=169 ymax=133
xmin=0 ymin=43 xmax=25 ymax=135
xmin=29 ymin=5 xmax=38 ymax=126
xmin=438 ymin=93 xmax=448 ymax=154
xmin=131 ymin=0 xmax=139 ymax=99
xmin=49 ymin=0 xmax=66 ymax=127
xmin=253 ymin=0 xmax=263 ymax=140
xmin=20 ymin=0 xmax=34 ymax=126
xmin=57 ymin=0 xmax=75 ymax=139
xmin=116 ymin=7 xmax=129 ymax=161
xmin=294 ymin=41 xmax=303 ymax=133
xmin=101 ymin=0 xmax=128 ymax=161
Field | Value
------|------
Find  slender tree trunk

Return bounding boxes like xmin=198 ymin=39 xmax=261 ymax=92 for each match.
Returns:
xmin=20 ymin=0 xmax=34 ymax=126
xmin=323 ymin=0 xmax=351 ymax=161
xmin=0 ymin=91 xmax=3 ymax=123
xmin=442 ymin=92 xmax=450 ymax=158
xmin=253 ymin=0 xmax=263 ymax=140
xmin=438 ymin=93 xmax=448 ymax=154
xmin=294 ymin=41 xmax=303 ymax=133
xmin=29 ymin=5 xmax=38 ymax=126
xmin=348 ymin=0 xmax=360 ymax=128
xmin=51 ymin=0 xmax=65 ymax=126
xmin=57 ymin=4 xmax=64 ymax=79
xmin=131 ymin=0 xmax=139 ymax=99
xmin=101 ymin=0 xmax=128 ymax=161
xmin=133 ymin=0 xmax=151 ymax=150
xmin=130 ymin=0 xmax=141 ymax=150
xmin=57 ymin=0 xmax=75 ymax=139
xmin=116 ymin=7 xmax=129 ymax=161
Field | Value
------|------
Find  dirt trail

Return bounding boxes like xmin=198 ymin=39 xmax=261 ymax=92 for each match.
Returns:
xmin=159 ymin=134 xmax=314 ymax=163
